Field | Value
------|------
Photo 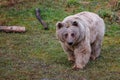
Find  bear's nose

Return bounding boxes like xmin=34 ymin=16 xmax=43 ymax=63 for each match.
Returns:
xmin=68 ymin=42 xmax=73 ymax=45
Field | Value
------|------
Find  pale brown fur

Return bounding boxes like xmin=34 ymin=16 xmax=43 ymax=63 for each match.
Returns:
xmin=56 ymin=11 xmax=105 ymax=70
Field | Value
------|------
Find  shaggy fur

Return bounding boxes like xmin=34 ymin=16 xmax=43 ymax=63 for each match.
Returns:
xmin=56 ymin=11 xmax=105 ymax=70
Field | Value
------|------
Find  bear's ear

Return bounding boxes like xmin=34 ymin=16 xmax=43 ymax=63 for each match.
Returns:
xmin=72 ymin=21 xmax=78 ymax=27
xmin=56 ymin=22 xmax=64 ymax=29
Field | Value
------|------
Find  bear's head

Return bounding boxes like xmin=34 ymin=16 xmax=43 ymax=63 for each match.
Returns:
xmin=56 ymin=16 xmax=85 ymax=46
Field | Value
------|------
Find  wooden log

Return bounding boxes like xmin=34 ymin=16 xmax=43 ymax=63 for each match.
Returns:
xmin=35 ymin=8 xmax=48 ymax=30
xmin=0 ymin=26 xmax=26 ymax=33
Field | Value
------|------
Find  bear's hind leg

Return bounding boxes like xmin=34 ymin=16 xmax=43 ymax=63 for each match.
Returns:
xmin=90 ymin=39 xmax=102 ymax=60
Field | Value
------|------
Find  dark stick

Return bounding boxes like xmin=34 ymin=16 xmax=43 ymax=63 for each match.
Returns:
xmin=35 ymin=8 xmax=48 ymax=30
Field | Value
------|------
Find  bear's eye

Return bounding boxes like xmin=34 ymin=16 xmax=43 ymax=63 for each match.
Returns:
xmin=71 ymin=33 xmax=75 ymax=37
xmin=72 ymin=21 xmax=78 ymax=26
xmin=65 ymin=33 xmax=68 ymax=38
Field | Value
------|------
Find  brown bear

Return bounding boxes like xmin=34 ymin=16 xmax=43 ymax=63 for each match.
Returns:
xmin=56 ymin=11 xmax=105 ymax=70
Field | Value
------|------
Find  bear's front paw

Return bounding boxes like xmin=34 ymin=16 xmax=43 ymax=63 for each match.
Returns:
xmin=72 ymin=64 xmax=84 ymax=70
xmin=68 ymin=57 xmax=75 ymax=63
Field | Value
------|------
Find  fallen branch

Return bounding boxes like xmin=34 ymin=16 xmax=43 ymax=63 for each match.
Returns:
xmin=0 ymin=26 xmax=26 ymax=33
xmin=35 ymin=8 xmax=48 ymax=30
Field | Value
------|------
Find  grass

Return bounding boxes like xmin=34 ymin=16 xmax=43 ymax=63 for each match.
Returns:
xmin=0 ymin=0 xmax=120 ymax=80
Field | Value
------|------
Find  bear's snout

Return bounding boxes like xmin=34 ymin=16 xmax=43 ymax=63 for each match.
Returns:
xmin=67 ymin=42 xmax=73 ymax=45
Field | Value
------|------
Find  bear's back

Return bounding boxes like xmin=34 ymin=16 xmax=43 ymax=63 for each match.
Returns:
xmin=76 ymin=11 xmax=105 ymax=43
